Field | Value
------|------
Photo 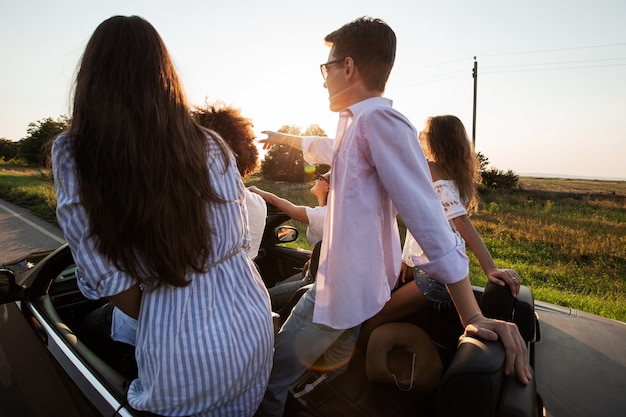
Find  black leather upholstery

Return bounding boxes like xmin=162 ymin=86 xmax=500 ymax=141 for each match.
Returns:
xmin=437 ymin=283 xmax=540 ymax=417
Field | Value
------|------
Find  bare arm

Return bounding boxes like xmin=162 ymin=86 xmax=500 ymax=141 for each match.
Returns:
xmin=446 ymin=278 xmax=531 ymax=385
xmin=248 ymin=186 xmax=309 ymax=224
xmin=259 ymin=131 xmax=334 ymax=166
xmin=259 ymin=131 xmax=304 ymax=150
xmin=452 ymin=215 xmax=520 ymax=297
xmin=428 ymin=161 xmax=520 ymax=297
xmin=108 ymin=283 xmax=141 ymax=320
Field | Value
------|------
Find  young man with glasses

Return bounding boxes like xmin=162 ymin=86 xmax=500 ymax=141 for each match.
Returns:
xmin=256 ymin=16 xmax=532 ymax=417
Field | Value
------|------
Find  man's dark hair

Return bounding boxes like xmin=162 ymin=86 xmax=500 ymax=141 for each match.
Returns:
xmin=324 ymin=16 xmax=396 ymax=92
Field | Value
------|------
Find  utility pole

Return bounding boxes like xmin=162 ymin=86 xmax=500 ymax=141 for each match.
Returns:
xmin=472 ymin=57 xmax=478 ymax=148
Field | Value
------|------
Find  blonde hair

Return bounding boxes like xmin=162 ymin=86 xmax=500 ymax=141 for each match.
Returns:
xmin=421 ymin=115 xmax=481 ymax=214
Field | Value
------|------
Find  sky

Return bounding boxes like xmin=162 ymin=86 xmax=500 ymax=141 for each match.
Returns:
xmin=1 ymin=0 xmax=625 ymax=180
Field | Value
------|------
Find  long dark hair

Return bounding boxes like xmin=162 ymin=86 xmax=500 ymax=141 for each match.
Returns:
xmin=421 ymin=115 xmax=480 ymax=214
xmin=69 ymin=15 xmax=229 ymax=287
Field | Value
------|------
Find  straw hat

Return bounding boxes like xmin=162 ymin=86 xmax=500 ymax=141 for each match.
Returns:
xmin=366 ymin=322 xmax=443 ymax=393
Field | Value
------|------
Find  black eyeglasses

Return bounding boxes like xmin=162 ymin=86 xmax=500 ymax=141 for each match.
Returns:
xmin=318 ymin=174 xmax=330 ymax=185
xmin=320 ymin=58 xmax=345 ymax=80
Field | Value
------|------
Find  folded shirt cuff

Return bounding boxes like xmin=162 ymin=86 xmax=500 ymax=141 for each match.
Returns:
xmin=412 ymin=239 xmax=469 ymax=285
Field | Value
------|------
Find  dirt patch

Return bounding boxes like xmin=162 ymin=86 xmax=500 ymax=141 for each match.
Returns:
xmin=518 ymin=177 xmax=626 ymax=203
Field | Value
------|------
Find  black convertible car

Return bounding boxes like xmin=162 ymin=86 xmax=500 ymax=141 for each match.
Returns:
xmin=1 ymin=206 xmax=624 ymax=417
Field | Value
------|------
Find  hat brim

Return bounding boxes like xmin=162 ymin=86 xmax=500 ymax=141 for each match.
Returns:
xmin=365 ymin=322 xmax=443 ymax=393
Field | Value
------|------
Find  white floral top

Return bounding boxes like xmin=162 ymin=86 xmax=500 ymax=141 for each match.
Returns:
xmin=402 ymin=179 xmax=467 ymax=267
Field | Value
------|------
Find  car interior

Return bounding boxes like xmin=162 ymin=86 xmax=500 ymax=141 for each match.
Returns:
xmin=9 ymin=208 xmax=542 ymax=417
xmin=43 ymin=262 xmax=132 ymax=398
xmin=282 ymin=282 xmax=540 ymax=417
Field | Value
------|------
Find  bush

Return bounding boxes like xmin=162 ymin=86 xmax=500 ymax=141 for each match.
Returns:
xmin=477 ymin=152 xmax=518 ymax=189
xmin=19 ymin=116 xmax=69 ymax=165
xmin=262 ymin=143 xmax=312 ymax=182
xmin=0 ymin=139 xmax=19 ymax=160
xmin=261 ymin=124 xmax=329 ymax=183
xmin=481 ymin=168 xmax=519 ymax=189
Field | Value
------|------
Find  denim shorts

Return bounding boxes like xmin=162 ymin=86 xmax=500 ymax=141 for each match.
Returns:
xmin=412 ymin=266 xmax=453 ymax=310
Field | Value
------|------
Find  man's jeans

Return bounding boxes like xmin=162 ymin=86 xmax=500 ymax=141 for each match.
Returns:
xmin=268 ymin=270 xmax=314 ymax=312
xmin=256 ymin=283 xmax=360 ymax=417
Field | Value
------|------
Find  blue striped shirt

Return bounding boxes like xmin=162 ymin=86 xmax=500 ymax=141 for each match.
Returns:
xmin=52 ymin=132 xmax=273 ymax=416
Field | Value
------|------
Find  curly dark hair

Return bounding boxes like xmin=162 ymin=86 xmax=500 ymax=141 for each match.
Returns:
xmin=192 ymin=103 xmax=259 ymax=177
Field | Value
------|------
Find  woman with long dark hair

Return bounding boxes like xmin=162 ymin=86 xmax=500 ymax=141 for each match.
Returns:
xmin=52 ymin=15 xmax=272 ymax=416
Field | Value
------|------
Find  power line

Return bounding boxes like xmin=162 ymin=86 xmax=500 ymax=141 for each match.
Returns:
xmin=478 ymin=42 xmax=626 ymax=58
xmin=391 ymin=42 xmax=626 ymax=87
xmin=396 ymin=56 xmax=474 ymax=74
xmin=396 ymin=42 xmax=626 ymax=75
xmin=392 ymin=68 xmax=468 ymax=85
xmin=482 ymin=62 xmax=626 ymax=75
xmin=484 ymin=56 xmax=626 ymax=69
xmin=391 ymin=73 xmax=468 ymax=88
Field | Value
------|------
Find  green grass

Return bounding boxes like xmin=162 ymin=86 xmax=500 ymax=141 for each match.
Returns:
xmin=2 ymin=166 xmax=624 ymax=322
xmin=468 ymin=187 xmax=626 ymax=322
xmin=0 ymin=166 xmax=57 ymax=223
xmin=246 ymin=175 xmax=626 ymax=323
xmin=245 ymin=175 xmax=318 ymax=250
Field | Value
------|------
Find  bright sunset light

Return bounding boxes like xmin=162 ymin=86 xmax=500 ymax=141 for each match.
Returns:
xmin=1 ymin=0 xmax=625 ymax=180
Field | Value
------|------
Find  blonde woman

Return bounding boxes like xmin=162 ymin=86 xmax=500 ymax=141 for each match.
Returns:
xmin=360 ymin=115 xmax=521 ymax=342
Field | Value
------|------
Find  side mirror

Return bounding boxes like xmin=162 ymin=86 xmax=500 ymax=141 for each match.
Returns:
xmin=0 ymin=269 xmax=26 ymax=304
xmin=275 ymin=225 xmax=298 ymax=243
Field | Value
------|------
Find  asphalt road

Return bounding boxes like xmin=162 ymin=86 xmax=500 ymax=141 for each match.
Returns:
xmin=0 ymin=198 xmax=65 ymax=265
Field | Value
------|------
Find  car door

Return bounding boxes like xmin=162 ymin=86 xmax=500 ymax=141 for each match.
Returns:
xmin=255 ymin=210 xmax=312 ymax=288
xmin=0 ymin=301 xmax=104 ymax=417
xmin=1 ymin=247 xmax=137 ymax=417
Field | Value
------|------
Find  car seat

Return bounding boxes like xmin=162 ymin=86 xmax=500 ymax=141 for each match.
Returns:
xmin=436 ymin=282 xmax=541 ymax=417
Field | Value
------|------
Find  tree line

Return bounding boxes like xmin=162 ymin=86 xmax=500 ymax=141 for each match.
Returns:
xmin=0 ymin=104 xmax=516 ymax=188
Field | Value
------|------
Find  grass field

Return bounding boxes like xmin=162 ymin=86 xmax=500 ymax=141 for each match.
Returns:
xmin=472 ymin=179 xmax=625 ymax=322
xmin=518 ymin=177 xmax=626 ymax=196
xmin=0 ymin=166 xmax=56 ymax=223
xmin=246 ymin=175 xmax=626 ymax=322
xmin=1 ymin=166 xmax=625 ymax=322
